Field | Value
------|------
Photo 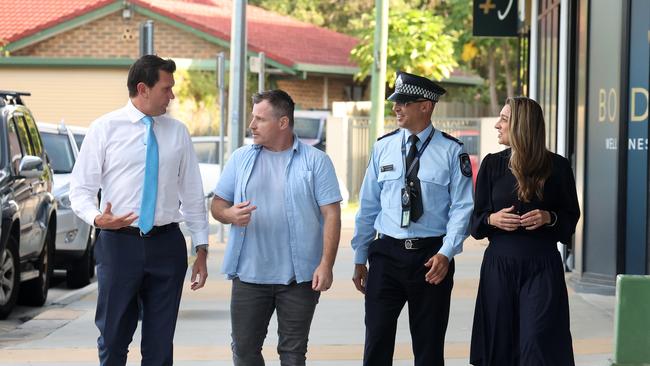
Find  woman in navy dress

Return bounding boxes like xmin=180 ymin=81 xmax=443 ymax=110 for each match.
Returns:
xmin=469 ymin=97 xmax=580 ymax=366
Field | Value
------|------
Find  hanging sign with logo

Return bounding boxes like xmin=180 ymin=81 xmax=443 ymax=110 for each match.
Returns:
xmin=473 ymin=0 xmax=518 ymax=37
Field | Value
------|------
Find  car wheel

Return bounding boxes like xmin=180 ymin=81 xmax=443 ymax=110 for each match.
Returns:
xmin=18 ymin=226 xmax=53 ymax=306
xmin=0 ymin=237 xmax=20 ymax=319
xmin=66 ymin=233 xmax=93 ymax=289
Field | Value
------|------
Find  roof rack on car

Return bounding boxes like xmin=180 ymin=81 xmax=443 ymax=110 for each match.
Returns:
xmin=0 ymin=90 xmax=31 ymax=107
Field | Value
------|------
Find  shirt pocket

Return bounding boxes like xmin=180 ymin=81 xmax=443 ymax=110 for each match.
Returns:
xmin=419 ymin=168 xmax=450 ymax=208
xmin=291 ymin=170 xmax=315 ymax=200
xmin=377 ymin=169 xmax=402 ymax=208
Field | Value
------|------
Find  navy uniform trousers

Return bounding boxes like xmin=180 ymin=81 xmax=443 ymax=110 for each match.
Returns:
xmin=364 ymin=236 xmax=455 ymax=366
xmin=94 ymin=226 xmax=188 ymax=366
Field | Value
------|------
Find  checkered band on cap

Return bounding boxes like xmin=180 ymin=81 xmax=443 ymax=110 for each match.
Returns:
xmin=394 ymin=82 xmax=441 ymax=102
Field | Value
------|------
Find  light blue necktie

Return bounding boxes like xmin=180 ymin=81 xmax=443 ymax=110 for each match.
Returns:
xmin=138 ymin=116 xmax=158 ymax=234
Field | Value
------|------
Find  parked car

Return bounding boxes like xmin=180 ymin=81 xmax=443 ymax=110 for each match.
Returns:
xmin=0 ymin=91 xmax=57 ymax=319
xmin=293 ymin=110 xmax=328 ymax=151
xmin=66 ymin=124 xmax=88 ymax=150
xmin=38 ymin=122 xmax=95 ymax=288
xmin=191 ymin=136 xmax=225 ymax=198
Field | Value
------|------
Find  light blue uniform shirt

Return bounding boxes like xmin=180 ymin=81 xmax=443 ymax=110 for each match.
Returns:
xmin=215 ymin=136 xmax=342 ymax=283
xmin=351 ymin=124 xmax=474 ymax=264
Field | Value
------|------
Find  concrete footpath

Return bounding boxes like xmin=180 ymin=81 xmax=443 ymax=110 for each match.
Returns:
xmin=0 ymin=212 xmax=615 ymax=365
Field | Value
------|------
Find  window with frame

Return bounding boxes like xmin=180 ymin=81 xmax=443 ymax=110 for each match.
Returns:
xmin=7 ymin=118 xmax=24 ymax=173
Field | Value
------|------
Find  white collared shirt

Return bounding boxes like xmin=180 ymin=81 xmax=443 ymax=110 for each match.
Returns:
xmin=70 ymin=100 xmax=208 ymax=248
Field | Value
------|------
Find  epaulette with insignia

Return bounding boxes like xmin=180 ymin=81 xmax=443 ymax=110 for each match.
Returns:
xmin=377 ymin=128 xmax=400 ymax=141
xmin=441 ymin=131 xmax=463 ymax=145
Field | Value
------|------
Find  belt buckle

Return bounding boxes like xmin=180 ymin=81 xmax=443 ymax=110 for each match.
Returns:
xmin=404 ymin=238 xmax=418 ymax=250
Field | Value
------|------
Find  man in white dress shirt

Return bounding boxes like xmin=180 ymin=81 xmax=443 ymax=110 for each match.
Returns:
xmin=70 ymin=55 xmax=209 ymax=366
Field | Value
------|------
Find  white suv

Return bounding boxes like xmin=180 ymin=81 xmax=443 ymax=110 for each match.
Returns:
xmin=38 ymin=122 xmax=95 ymax=288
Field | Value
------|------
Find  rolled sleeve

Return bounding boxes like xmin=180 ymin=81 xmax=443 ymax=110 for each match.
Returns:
xmin=213 ymin=150 xmax=238 ymax=203
xmin=314 ymin=154 xmax=342 ymax=206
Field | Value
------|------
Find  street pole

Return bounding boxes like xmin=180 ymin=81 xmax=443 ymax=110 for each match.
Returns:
xmin=228 ymin=0 xmax=247 ymax=154
xmin=258 ymin=52 xmax=265 ymax=92
xmin=139 ymin=20 xmax=154 ymax=56
xmin=216 ymin=52 xmax=226 ymax=243
xmin=368 ymin=0 xmax=389 ymax=152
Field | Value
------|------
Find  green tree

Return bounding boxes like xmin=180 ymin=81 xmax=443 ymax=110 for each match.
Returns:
xmin=350 ymin=7 xmax=458 ymax=87
xmin=175 ymin=70 xmax=220 ymax=135
xmin=248 ymin=0 xmax=374 ymax=34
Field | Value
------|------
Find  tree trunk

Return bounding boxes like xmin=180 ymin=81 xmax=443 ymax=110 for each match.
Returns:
xmin=502 ymin=40 xmax=515 ymax=98
xmin=487 ymin=45 xmax=499 ymax=116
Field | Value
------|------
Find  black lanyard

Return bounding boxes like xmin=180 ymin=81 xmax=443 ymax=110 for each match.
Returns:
xmin=401 ymin=128 xmax=435 ymax=184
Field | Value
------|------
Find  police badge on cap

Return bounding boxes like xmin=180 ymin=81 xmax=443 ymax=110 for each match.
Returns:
xmin=387 ymin=71 xmax=447 ymax=103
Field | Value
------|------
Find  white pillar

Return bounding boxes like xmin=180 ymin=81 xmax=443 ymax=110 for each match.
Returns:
xmin=529 ymin=0 xmax=539 ymax=101
xmin=556 ymin=0 xmax=570 ymax=157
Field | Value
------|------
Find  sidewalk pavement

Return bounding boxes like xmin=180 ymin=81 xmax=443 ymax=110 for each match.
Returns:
xmin=0 ymin=212 xmax=615 ymax=365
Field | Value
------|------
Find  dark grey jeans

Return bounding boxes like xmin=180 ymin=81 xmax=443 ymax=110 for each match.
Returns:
xmin=230 ymin=278 xmax=320 ymax=366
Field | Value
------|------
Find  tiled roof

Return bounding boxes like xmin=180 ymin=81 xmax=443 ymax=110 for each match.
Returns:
xmin=0 ymin=0 xmax=113 ymax=45
xmin=0 ymin=0 xmax=358 ymax=69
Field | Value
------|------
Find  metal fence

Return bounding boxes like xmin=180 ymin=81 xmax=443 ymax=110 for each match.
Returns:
xmin=346 ymin=117 xmax=481 ymax=201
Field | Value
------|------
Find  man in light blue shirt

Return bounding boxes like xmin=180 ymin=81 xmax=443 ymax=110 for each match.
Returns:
xmin=351 ymin=72 xmax=474 ymax=366
xmin=211 ymin=89 xmax=342 ymax=366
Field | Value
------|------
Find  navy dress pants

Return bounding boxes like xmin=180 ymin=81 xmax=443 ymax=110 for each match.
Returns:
xmin=94 ymin=228 xmax=188 ymax=366
xmin=364 ymin=237 xmax=455 ymax=366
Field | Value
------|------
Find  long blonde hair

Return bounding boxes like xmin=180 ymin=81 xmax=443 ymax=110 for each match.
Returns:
xmin=507 ymin=97 xmax=552 ymax=202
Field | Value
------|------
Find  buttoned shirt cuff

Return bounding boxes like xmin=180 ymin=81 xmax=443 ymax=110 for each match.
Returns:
xmin=354 ymin=246 xmax=369 ymax=265
xmin=191 ymin=232 xmax=209 ymax=254
xmin=437 ymin=242 xmax=456 ymax=261
xmin=81 ymin=209 xmax=102 ymax=228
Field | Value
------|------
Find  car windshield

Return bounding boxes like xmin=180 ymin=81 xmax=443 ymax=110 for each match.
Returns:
xmin=293 ymin=118 xmax=321 ymax=140
xmin=193 ymin=141 xmax=220 ymax=164
xmin=73 ymin=133 xmax=85 ymax=149
xmin=41 ymin=132 xmax=75 ymax=173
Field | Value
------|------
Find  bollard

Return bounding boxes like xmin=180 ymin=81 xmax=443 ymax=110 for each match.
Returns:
xmin=612 ymin=274 xmax=650 ymax=366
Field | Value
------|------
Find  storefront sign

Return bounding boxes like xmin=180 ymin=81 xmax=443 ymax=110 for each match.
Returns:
xmin=473 ymin=0 xmax=518 ymax=37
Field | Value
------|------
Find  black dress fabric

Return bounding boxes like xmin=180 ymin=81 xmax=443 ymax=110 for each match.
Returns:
xmin=469 ymin=148 xmax=580 ymax=366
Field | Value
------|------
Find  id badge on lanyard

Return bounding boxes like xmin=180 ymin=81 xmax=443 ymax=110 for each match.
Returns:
xmin=400 ymin=187 xmax=411 ymax=228
xmin=399 ymin=128 xmax=434 ymax=228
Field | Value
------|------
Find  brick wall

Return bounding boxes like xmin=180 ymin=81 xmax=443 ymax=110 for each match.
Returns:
xmin=13 ymin=12 xmax=224 ymax=59
xmin=276 ymin=76 xmax=357 ymax=110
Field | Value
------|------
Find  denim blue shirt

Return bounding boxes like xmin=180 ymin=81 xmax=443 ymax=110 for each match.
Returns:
xmin=215 ymin=136 xmax=342 ymax=283
xmin=351 ymin=124 xmax=474 ymax=264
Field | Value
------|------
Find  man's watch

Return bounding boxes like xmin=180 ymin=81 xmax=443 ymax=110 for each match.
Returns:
xmin=196 ymin=244 xmax=209 ymax=254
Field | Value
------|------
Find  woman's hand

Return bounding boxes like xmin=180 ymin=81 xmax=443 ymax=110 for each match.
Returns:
xmin=520 ymin=209 xmax=551 ymax=230
xmin=488 ymin=206 xmax=520 ymax=231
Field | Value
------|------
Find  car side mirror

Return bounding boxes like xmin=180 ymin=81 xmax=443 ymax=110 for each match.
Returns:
xmin=19 ymin=155 xmax=44 ymax=178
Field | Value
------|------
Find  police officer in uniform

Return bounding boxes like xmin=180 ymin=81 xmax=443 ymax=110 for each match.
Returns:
xmin=351 ymin=71 xmax=474 ymax=366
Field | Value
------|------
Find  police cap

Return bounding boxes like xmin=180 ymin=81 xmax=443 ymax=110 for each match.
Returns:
xmin=387 ymin=71 xmax=447 ymax=103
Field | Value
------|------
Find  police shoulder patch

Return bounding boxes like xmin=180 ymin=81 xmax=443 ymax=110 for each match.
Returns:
xmin=459 ymin=153 xmax=472 ymax=178
xmin=441 ymin=131 xmax=463 ymax=145
xmin=377 ymin=128 xmax=400 ymax=141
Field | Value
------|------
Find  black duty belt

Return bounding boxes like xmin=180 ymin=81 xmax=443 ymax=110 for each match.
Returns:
xmin=108 ymin=222 xmax=179 ymax=238
xmin=379 ymin=234 xmax=443 ymax=250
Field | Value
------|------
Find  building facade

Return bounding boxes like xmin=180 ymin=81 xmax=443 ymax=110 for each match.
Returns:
xmin=528 ymin=0 xmax=649 ymax=290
